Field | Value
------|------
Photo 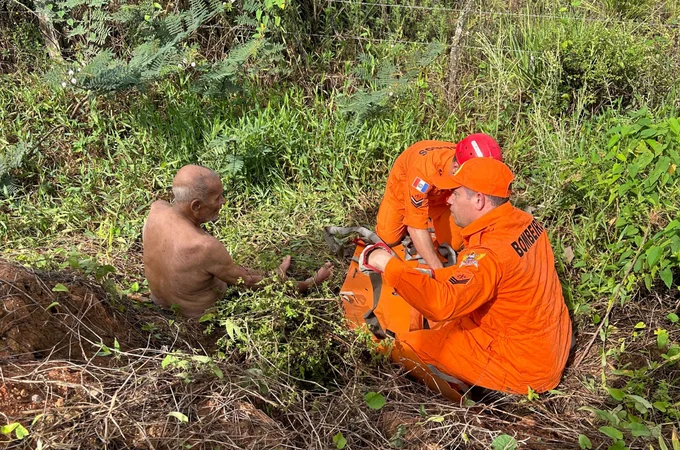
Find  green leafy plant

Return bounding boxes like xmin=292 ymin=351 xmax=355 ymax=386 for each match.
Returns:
xmin=491 ymin=434 xmax=517 ymax=450
xmin=364 ymin=391 xmax=386 ymax=410
xmin=332 ymin=432 xmax=347 ymax=449
xmin=1 ymin=422 xmax=29 ymax=440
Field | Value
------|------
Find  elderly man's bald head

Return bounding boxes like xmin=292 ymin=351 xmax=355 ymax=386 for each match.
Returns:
xmin=172 ymin=165 xmax=221 ymax=204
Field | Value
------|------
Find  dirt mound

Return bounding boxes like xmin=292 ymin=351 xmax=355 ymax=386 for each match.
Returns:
xmin=0 ymin=259 xmax=144 ymax=361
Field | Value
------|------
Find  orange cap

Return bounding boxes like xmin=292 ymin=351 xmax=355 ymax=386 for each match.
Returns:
xmin=431 ymin=158 xmax=514 ymax=197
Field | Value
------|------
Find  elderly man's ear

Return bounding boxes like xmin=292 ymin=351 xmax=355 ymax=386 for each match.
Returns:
xmin=191 ymin=199 xmax=202 ymax=211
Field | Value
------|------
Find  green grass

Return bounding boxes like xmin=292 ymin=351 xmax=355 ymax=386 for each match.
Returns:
xmin=1 ymin=0 xmax=680 ymax=447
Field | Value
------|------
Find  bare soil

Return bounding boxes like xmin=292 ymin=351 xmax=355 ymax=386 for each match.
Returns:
xmin=0 ymin=259 xmax=143 ymax=361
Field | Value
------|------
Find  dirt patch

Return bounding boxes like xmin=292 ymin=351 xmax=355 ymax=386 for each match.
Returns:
xmin=0 ymin=259 xmax=146 ymax=361
xmin=0 ymin=363 xmax=90 ymax=418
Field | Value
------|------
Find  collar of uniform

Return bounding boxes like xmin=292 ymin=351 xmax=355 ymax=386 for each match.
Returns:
xmin=460 ymin=202 xmax=514 ymax=245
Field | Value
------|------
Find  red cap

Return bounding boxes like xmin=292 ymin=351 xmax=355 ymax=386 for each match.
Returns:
xmin=455 ymin=133 xmax=503 ymax=164
xmin=431 ymin=158 xmax=514 ymax=197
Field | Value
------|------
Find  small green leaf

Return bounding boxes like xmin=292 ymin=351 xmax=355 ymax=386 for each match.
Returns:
xmin=656 ymin=329 xmax=669 ymax=349
xmin=672 ymin=428 xmax=680 ymax=450
xmin=52 ymin=283 xmax=69 ymax=292
xmin=607 ymin=440 xmax=627 ymax=450
xmin=426 ymin=415 xmax=445 ymax=423
xmin=31 ymin=414 xmax=44 ymax=426
xmin=660 ymin=435 xmax=670 ymax=450
xmin=222 ymin=319 xmax=243 ymax=340
xmin=46 ymin=301 xmax=60 ymax=309
xmin=599 ymin=426 xmax=623 ymax=440
xmin=14 ymin=424 xmax=28 ymax=439
xmin=661 ymin=268 xmax=674 ymax=289
xmin=626 ymin=394 xmax=651 ymax=414
xmin=333 ymin=432 xmax=347 ymax=449
xmin=95 ymin=343 xmax=111 ymax=357
xmin=668 ymin=313 xmax=679 ymax=323
xmin=491 ymin=434 xmax=517 ymax=450
xmin=192 ymin=355 xmax=212 ymax=364
xmin=168 ymin=411 xmax=188 ymax=423
xmin=654 ymin=401 xmax=669 ymax=412
xmin=161 ymin=354 xmax=177 ymax=369
xmin=606 ymin=388 xmax=626 ymax=401
xmin=634 ymin=322 xmax=646 ymax=329
xmin=364 ymin=392 xmax=386 ymax=410
xmin=668 ymin=117 xmax=680 ymax=137
xmin=212 ymin=365 xmax=224 ymax=379
xmin=626 ymin=394 xmax=652 ymax=409
xmin=199 ymin=313 xmax=215 ymax=323
xmin=646 ymin=246 xmax=662 ymax=267
xmin=578 ymin=434 xmax=592 ymax=449
xmin=0 ymin=423 xmax=19 ymax=435
xmin=628 ymin=422 xmax=651 ymax=437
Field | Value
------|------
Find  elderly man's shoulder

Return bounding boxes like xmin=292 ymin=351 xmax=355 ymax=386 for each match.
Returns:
xmin=149 ymin=200 xmax=171 ymax=211
xmin=146 ymin=200 xmax=173 ymax=220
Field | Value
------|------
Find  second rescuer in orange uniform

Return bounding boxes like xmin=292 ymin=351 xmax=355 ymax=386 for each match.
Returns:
xmin=375 ymin=134 xmax=503 ymax=269
xmin=364 ymin=158 xmax=572 ymax=394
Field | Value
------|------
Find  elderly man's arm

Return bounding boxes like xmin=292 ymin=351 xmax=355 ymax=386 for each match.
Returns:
xmin=205 ymin=240 xmax=284 ymax=287
xmin=204 ymin=239 xmax=333 ymax=291
xmin=367 ymin=249 xmax=500 ymax=321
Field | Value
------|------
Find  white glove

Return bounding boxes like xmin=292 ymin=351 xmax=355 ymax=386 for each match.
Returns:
xmin=358 ymin=243 xmax=395 ymax=274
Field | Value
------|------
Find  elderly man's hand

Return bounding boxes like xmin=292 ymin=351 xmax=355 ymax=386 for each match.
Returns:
xmin=274 ymin=255 xmax=292 ymax=281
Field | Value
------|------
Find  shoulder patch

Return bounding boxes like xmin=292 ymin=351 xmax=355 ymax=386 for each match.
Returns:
xmin=410 ymin=195 xmax=425 ymax=208
xmin=448 ymin=269 xmax=474 ymax=286
xmin=458 ymin=252 xmax=486 ymax=268
xmin=412 ymin=177 xmax=430 ymax=193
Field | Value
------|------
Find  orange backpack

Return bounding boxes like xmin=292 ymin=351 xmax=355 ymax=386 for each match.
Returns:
xmin=336 ymin=234 xmax=464 ymax=401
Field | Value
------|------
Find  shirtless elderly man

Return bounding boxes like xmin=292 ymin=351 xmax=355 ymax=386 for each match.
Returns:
xmin=143 ymin=165 xmax=333 ymax=318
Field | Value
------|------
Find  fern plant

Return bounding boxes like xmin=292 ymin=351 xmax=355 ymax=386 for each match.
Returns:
xmin=40 ymin=0 xmax=286 ymax=96
xmin=339 ymin=41 xmax=446 ymax=123
xmin=0 ymin=141 xmax=33 ymax=197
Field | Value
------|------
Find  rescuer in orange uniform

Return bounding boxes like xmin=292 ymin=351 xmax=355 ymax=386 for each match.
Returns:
xmin=363 ymin=158 xmax=572 ymax=394
xmin=375 ymin=134 xmax=503 ymax=269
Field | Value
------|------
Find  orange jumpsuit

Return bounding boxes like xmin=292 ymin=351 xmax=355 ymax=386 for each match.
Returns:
xmin=382 ymin=202 xmax=572 ymax=394
xmin=376 ymin=141 xmax=464 ymax=250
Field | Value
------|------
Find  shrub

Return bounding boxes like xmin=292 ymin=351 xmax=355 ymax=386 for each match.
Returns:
xmin=563 ymin=109 xmax=680 ymax=309
xmin=557 ymin=22 xmax=675 ymax=111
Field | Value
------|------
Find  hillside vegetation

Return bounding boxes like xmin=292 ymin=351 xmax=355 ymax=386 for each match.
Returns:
xmin=1 ymin=0 xmax=680 ymax=448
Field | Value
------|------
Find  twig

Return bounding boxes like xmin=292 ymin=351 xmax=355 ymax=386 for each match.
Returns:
xmin=69 ymin=95 xmax=89 ymax=120
xmin=574 ymin=223 xmax=651 ymax=368
xmin=446 ymin=0 xmax=473 ymax=107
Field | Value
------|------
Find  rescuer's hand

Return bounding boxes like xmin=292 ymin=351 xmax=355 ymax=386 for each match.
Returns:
xmin=359 ymin=243 xmax=395 ymax=274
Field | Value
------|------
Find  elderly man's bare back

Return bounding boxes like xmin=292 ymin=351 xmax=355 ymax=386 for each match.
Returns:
xmin=142 ymin=165 xmax=333 ymax=318
xmin=143 ymin=200 xmax=228 ymax=318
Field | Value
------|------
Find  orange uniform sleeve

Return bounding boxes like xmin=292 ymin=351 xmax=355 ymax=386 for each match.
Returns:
xmin=402 ymin=167 xmax=431 ymax=229
xmin=383 ymin=250 xmax=501 ymax=322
